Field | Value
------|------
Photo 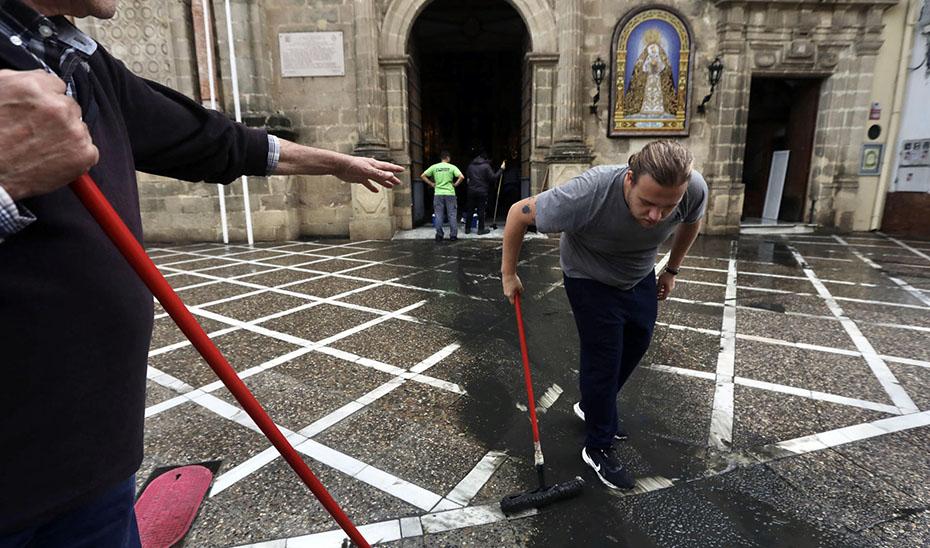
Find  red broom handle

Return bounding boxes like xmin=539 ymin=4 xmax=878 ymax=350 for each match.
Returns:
xmin=71 ymin=174 xmax=369 ymax=548
xmin=513 ymin=294 xmax=541 ymax=448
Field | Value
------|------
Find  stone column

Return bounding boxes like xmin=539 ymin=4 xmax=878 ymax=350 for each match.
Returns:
xmin=829 ymin=6 xmax=885 ymax=231
xmin=702 ymin=4 xmax=750 ymax=235
xmin=349 ymin=1 xmax=395 ymax=240
xmin=381 ymin=56 xmax=415 ymax=230
xmin=546 ymin=0 xmax=592 ymax=186
xmin=526 ymin=53 xmax=559 ymax=194
xmin=352 ymin=0 xmax=390 ymax=158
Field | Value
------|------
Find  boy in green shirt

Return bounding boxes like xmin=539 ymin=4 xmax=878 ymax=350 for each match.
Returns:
xmin=421 ymin=151 xmax=465 ymax=241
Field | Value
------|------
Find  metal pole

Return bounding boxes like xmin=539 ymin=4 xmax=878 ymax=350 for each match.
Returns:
xmin=222 ymin=0 xmax=254 ymax=245
xmin=200 ymin=0 xmax=229 ymax=244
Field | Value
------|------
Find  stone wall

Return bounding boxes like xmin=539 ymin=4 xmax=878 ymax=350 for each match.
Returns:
xmin=703 ymin=0 xmax=893 ymax=234
xmin=80 ymin=0 xmax=304 ymax=243
xmin=81 ymin=0 xmax=902 ymax=241
xmin=260 ymin=0 xmax=361 ymax=237
xmin=581 ymin=1 xmax=717 ymax=171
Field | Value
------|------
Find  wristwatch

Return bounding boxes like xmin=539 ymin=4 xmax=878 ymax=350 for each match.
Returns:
xmin=664 ymin=266 xmax=679 ymax=276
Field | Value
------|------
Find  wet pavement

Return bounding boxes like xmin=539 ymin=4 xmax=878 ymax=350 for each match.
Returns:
xmin=141 ymin=231 xmax=930 ymax=547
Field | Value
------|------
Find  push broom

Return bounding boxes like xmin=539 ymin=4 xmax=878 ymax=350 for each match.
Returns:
xmin=490 ymin=169 xmax=504 ymax=230
xmin=70 ymin=174 xmax=370 ymax=548
xmin=500 ymin=294 xmax=584 ymax=514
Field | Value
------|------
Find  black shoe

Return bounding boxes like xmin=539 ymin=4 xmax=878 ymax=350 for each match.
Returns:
xmin=582 ymin=447 xmax=635 ymax=490
xmin=450 ymin=236 xmax=458 ymax=241
xmin=573 ymin=402 xmax=628 ymax=440
xmin=464 ymin=230 xmax=471 ymax=235
xmin=435 ymin=234 xmax=443 ymax=242
xmin=478 ymin=229 xmax=490 ymax=235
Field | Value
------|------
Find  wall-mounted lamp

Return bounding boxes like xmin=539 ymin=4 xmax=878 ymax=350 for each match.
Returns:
xmin=697 ymin=56 xmax=724 ymax=114
xmin=590 ymin=57 xmax=607 ymax=115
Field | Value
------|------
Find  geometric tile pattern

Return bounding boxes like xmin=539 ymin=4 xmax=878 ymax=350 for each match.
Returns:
xmin=140 ymin=233 xmax=930 ymax=546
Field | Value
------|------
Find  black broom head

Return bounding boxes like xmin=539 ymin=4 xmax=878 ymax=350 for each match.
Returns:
xmin=499 ymin=476 xmax=585 ymax=515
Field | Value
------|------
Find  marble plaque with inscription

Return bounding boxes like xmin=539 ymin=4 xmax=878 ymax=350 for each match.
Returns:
xmin=279 ymin=31 xmax=345 ymax=78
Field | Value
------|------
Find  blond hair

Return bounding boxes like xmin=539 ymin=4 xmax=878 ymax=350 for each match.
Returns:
xmin=628 ymin=140 xmax=693 ymax=187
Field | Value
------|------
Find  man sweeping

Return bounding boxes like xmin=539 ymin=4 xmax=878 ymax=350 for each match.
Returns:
xmin=500 ymin=140 xmax=706 ymax=489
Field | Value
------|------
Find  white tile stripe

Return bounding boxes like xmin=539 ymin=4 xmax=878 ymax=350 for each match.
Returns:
xmin=234 ymin=408 xmax=930 ymax=547
xmin=155 ymin=263 xmax=421 ymax=321
xmin=881 ymin=234 xmax=930 ymax=262
xmin=677 ymin=277 xmax=930 ymax=310
xmin=646 ymin=364 xmax=903 ymax=418
xmin=734 ymin=376 xmax=902 ymax=415
xmin=787 ymin=247 xmax=918 ymax=414
xmin=647 ymin=364 xmax=716 ymax=381
xmin=146 ymin=366 xmax=195 ymax=394
xmin=145 ymin=301 xmax=464 ymax=424
xmin=158 ymin=244 xmax=489 ymax=302
xmin=141 ymin=238 xmax=924 ymax=545
xmin=444 ymin=450 xmax=508 ymax=507
xmin=233 ymin=503 xmax=539 ymax=548
xmin=644 ymin=364 xmax=902 ymax=415
xmin=835 ymin=235 xmax=930 ymax=307
xmin=184 ymin=391 xmax=449 ymax=511
xmin=655 ymin=321 xmax=930 ymax=371
xmin=685 ymin=264 xmax=882 ymax=287
xmin=708 ymin=241 xmax=738 ymax=451
xmin=770 ymin=410 xmax=930 ymax=457
xmin=668 ymin=295 xmax=930 ymax=332
xmin=148 ymin=326 xmax=239 ymax=358
xmin=209 ymin=344 xmax=465 ymax=499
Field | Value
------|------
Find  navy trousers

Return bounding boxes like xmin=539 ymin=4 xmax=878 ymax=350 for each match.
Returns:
xmin=0 ymin=476 xmax=140 ymax=548
xmin=564 ymin=274 xmax=657 ymax=449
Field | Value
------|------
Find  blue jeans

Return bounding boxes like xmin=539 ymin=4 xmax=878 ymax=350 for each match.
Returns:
xmin=433 ymin=195 xmax=458 ymax=238
xmin=0 ymin=476 xmax=140 ymax=548
xmin=564 ymin=274 xmax=657 ymax=449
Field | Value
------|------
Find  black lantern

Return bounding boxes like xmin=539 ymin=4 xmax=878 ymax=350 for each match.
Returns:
xmin=697 ymin=56 xmax=724 ymax=114
xmin=590 ymin=57 xmax=607 ymax=114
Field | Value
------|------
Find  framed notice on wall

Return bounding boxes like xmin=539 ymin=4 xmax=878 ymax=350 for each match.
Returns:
xmin=278 ymin=31 xmax=345 ymax=78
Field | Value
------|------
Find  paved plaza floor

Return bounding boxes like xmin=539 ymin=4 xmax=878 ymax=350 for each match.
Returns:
xmin=142 ymin=231 xmax=930 ymax=547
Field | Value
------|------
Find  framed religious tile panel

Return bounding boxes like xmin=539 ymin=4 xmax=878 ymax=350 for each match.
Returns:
xmin=609 ymin=6 xmax=693 ymax=137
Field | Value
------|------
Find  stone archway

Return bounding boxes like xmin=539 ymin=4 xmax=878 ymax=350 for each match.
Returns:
xmin=377 ymin=0 xmax=562 ymax=232
xmin=380 ymin=0 xmax=557 ymax=57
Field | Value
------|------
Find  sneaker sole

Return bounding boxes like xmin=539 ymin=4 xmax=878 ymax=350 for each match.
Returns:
xmin=581 ymin=448 xmax=626 ymax=490
xmin=574 ymin=403 xmax=629 ymax=441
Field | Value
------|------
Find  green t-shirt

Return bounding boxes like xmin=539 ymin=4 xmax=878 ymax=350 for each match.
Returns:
xmin=423 ymin=162 xmax=462 ymax=196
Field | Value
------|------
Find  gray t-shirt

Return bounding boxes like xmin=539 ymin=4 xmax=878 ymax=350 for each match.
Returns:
xmin=535 ymin=165 xmax=707 ymax=289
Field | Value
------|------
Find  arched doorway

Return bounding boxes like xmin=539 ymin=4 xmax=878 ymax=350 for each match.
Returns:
xmin=407 ymin=0 xmax=529 ymax=226
xmin=381 ymin=0 xmax=557 ymax=230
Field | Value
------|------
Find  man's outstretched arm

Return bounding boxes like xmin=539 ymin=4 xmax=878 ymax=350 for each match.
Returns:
xmin=500 ymin=196 xmax=537 ymax=304
xmin=274 ymin=140 xmax=403 ymax=192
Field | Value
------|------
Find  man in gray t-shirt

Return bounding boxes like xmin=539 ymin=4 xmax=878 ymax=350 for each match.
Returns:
xmin=500 ymin=140 xmax=706 ymax=491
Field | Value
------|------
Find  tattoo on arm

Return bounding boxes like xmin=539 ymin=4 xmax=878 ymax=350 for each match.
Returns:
xmin=522 ymin=205 xmax=530 ymax=214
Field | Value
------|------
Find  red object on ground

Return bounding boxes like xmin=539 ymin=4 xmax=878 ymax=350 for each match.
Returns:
xmin=134 ymin=465 xmax=213 ymax=548
xmin=71 ymin=174 xmax=370 ymax=548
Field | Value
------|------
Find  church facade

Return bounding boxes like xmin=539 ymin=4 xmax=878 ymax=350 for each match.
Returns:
xmin=79 ymin=0 xmax=913 ymax=241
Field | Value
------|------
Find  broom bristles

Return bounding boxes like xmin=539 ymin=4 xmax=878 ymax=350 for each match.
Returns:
xmin=499 ymin=477 xmax=585 ymax=515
